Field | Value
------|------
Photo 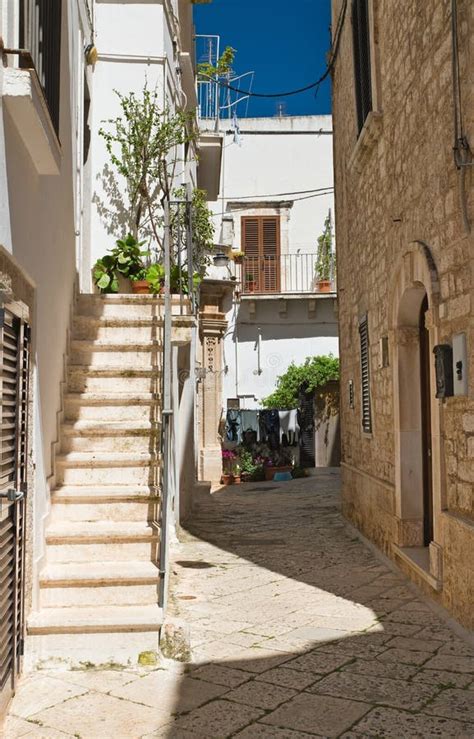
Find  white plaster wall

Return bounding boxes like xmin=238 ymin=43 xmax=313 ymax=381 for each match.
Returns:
xmin=89 ymin=1 xmax=194 ymax=273
xmin=0 ymin=0 xmax=92 ymax=595
xmin=205 ymin=116 xmax=338 ymax=410
xmin=222 ymin=298 xmax=339 ymax=408
xmin=212 ymin=115 xmax=334 ymax=254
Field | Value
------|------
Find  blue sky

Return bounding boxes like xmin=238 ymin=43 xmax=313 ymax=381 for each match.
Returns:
xmin=193 ymin=0 xmax=332 ymax=118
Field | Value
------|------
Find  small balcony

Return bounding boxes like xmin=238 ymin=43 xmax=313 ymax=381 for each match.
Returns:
xmin=238 ymin=254 xmax=336 ymax=296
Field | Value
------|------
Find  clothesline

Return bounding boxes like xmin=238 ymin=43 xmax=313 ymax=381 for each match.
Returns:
xmin=225 ymin=408 xmax=299 ymax=448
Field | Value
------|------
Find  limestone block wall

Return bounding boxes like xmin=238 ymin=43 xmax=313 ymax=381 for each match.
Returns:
xmin=332 ymin=0 xmax=473 ymax=628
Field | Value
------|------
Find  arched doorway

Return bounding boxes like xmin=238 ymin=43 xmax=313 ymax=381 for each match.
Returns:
xmin=391 ymin=244 xmax=443 ymax=583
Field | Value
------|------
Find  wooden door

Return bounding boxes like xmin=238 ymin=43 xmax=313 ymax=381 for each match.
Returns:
xmin=242 ymin=216 xmax=280 ymax=293
xmin=419 ymin=295 xmax=433 ymax=546
xmin=0 ymin=309 xmax=30 ymax=716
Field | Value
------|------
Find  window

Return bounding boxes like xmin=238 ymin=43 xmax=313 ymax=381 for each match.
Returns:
xmin=352 ymin=0 xmax=373 ymax=134
xmin=241 ymin=216 xmax=280 ymax=294
xmin=359 ymin=314 xmax=372 ymax=433
xmin=19 ymin=0 xmax=62 ymax=134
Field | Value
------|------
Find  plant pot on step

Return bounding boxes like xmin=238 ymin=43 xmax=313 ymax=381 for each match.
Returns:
xmin=131 ymin=279 xmax=151 ymax=294
xmin=220 ymin=473 xmax=234 ymax=485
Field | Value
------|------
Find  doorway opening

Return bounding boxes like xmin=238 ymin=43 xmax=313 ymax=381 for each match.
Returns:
xmin=419 ymin=294 xmax=434 ymax=546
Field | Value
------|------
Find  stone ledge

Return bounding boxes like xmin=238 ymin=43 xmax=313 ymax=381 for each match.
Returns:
xmin=392 ymin=544 xmax=443 ymax=592
xmin=3 ymin=67 xmax=61 ymax=175
xmin=348 ymin=111 xmax=383 ymax=175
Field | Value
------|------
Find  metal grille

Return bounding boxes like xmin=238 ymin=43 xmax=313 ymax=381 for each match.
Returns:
xmin=19 ymin=0 xmax=62 ymax=134
xmin=352 ymin=0 xmax=373 ymax=133
xmin=359 ymin=314 xmax=372 ymax=433
xmin=0 ymin=309 xmax=30 ymax=707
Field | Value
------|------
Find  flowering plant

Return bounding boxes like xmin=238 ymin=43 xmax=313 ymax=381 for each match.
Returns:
xmin=222 ymin=448 xmax=236 ymax=474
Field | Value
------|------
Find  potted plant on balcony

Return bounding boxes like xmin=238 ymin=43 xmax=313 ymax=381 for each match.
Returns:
xmin=245 ymin=273 xmax=257 ymax=293
xmin=231 ymin=250 xmax=245 ymax=265
xmin=315 ymin=212 xmax=334 ymax=293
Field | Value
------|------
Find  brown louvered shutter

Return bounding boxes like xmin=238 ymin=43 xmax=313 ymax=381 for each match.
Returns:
xmin=241 ymin=216 xmax=280 ymax=293
xmin=262 ymin=217 xmax=280 ymax=292
xmin=359 ymin=314 xmax=372 ymax=433
xmin=352 ymin=0 xmax=373 ymax=134
xmin=0 ymin=309 xmax=30 ymax=713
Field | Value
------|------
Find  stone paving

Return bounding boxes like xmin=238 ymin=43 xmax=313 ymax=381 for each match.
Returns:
xmin=3 ymin=470 xmax=474 ymax=738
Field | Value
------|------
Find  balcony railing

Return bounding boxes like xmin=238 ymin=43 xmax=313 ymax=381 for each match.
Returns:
xmin=19 ymin=0 xmax=62 ymax=133
xmin=239 ymin=254 xmax=336 ymax=296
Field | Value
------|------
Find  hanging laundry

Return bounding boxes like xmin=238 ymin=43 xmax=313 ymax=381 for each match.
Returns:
xmin=259 ymin=409 xmax=280 ymax=449
xmin=241 ymin=410 xmax=259 ymax=444
xmin=225 ymin=409 xmax=242 ymax=443
xmin=279 ymin=409 xmax=299 ymax=446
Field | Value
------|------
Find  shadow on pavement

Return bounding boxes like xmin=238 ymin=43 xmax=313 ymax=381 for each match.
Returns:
xmin=161 ymin=471 xmax=474 ymax=738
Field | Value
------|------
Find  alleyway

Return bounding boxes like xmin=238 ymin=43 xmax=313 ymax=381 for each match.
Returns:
xmin=4 ymin=471 xmax=474 ymax=738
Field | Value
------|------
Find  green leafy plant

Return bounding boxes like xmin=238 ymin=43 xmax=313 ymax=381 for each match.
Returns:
xmin=146 ymin=263 xmax=165 ymax=294
xmin=315 ymin=212 xmax=334 ymax=282
xmin=99 ymin=85 xmax=195 ymax=246
xmin=93 ymin=234 xmax=148 ymax=293
xmin=172 ymin=187 xmax=215 ymax=276
xmin=197 ymin=46 xmax=236 ymax=80
xmin=93 ymin=255 xmax=119 ymax=293
xmin=262 ymin=355 xmax=340 ymax=409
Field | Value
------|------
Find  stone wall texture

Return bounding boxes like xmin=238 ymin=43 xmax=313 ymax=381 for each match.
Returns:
xmin=332 ymin=0 xmax=474 ymax=628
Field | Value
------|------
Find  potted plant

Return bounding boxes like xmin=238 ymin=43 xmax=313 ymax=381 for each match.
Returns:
xmin=221 ymin=449 xmax=236 ymax=485
xmin=263 ymin=449 xmax=294 ymax=481
xmin=315 ymin=212 xmax=334 ymax=293
xmin=146 ymin=263 xmax=165 ymax=294
xmin=93 ymin=234 xmax=148 ymax=293
xmin=231 ymin=250 xmax=245 ymax=265
xmin=245 ymin=273 xmax=257 ymax=292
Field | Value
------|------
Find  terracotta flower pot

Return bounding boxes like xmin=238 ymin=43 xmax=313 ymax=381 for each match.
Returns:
xmin=264 ymin=465 xmax=292 ymax=481
xmin=220 ymin=473 xmax=234 ymax=485
xmin=131 ymin=279 xmax=151 ymax=294
xmin=233 ymin=475 xmax=241 ymax=485
xmin=316 ymin=279 xmax=332 ymax=293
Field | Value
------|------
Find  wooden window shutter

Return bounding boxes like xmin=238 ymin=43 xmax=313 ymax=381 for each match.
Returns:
xmin=352 ymin=0 xmax=373 ymax=134
xmin=359 ymin=314 xmax=372 ymax=433
xmin=241 ymin=216 xmax=280 ymax=293
xmin=0 ymin=308 xmax=30 ymax=707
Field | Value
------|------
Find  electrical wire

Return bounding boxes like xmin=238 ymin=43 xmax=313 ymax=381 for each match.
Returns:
xmin=199 ymin=0 xmax=348 ymax=99
xmin=221 ymin=187 xmax=335 ymax=200
xmin=209 ymin=188 xmax=334 ymax=218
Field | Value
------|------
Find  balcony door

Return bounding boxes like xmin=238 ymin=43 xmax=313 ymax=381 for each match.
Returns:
xmin=242 ymin=216 xmax=280 ymax=293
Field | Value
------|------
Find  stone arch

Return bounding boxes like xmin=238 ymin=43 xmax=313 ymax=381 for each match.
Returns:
xmin=390 ymin=242 xmax=444 ymax=580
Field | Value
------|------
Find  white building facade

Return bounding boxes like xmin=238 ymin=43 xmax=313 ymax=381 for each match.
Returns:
xmin=0 ymin=0 xmax=218 ymax=712
xmin=198 ymin=115 xmax=339 ymax=481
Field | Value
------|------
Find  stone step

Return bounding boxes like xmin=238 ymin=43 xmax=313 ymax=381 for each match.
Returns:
xmin=73 ymin=316 xmax=165 ymax=342
xmin=27 ymin=603 xmax=163 ymax=634
xmin=76 ymin=293 xmax=191 ymax=319
xmin=60 ymin=420 xmax=160 ymax=453
xmin=51 ymin=484 xmax=159 ymax=503
xmin=45 ymin=521 xmax=159 ymax=563
xmin=64 ymin=392 xmax=161 ymax=421
xmin=49 ymin=497 xmax=160 ymax=523
xmin=55 ymin=452 xmax=160 ymax=485
xmin=69 ymin=340 xmax=163 ymax=369
xmin=39 ymin=561 xmax=160 ymax=608
xmin=67 ymin=368 xmax=162 ymax=394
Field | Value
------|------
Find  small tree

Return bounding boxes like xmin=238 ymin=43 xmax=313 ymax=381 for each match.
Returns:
xmin=98 ymin=85 xmax=195 ymax=251
xmin=262 ymin=355 xmax=340 ymax=410
xmin=315 ymin=211 xmax=334 ymax=282
xmin=197 ymin=46 xmax=237 ymax=80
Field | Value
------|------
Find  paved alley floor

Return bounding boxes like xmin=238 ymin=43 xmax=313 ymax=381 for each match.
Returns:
xmin=3 ymin=470 xmax=474 ymax=738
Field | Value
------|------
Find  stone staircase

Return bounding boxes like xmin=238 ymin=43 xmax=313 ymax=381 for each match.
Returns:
xmin=27 ymin=294 xmax=173 ymax=668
